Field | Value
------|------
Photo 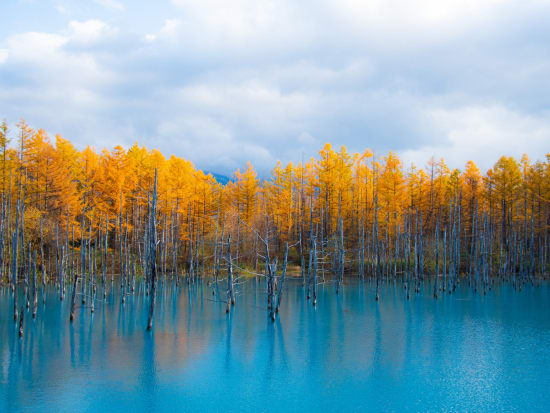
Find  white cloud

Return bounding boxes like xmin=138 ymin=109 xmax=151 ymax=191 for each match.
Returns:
xmin=0 ymin=21 xmax=118 ymax=140
xmin=156 ymin=115 xmax=275 ymax=172
xmin=4 ymin=27 xmax=114 ymax=86
xmin=0 ymin=49 xmax=8 ymax=64
xmin=158 ymin=19 xmax=182 ymax=40
xmin=399 ymin=105 xmax=550 ymax=172
xmin=166 ymin=0 xmax=314 ymax=53
xmin=0 ymin=1 xmax=549 ymax=174
xmin=94 ymin=0 xmax=125 ymax=11
xmin=176 ymin=80 xmax=315 ymax=136
xmin=326 ymin=0 xmax=511 ymax=28
xmin=68 ymin=20 xmax=119 ymax=44
xmin=55 ymin=4 xmax=69 ymax=15
xmin=166 ymin=0 xmax=538 ymax=53
xmin=5 ymin=32 xmax=67 ymax=59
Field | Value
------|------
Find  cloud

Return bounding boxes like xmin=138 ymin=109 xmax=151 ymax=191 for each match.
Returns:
xmin=68 ymin=20 xmax=119 ymax=44
xmin=0 ymin=1 xmax=549 ymax=176
xmin=399 ymin=105 xmax=550 ymax=172
xmin=3 ymin=27 xmax=115 ymax=88
xmin=0 ymin=20 xmax=118 ymax=146
xmin=157 ymin=19 xmax=182 ymax=40
xmin=0 ymin=49 xmax=8 ymax=64
xmin=166 ymin=0 xmax=314 ymax=55
xmin=94 ymin=0 xmax=125 ymax=11
xmin=55 ymin=4 xmax=69 ymax=15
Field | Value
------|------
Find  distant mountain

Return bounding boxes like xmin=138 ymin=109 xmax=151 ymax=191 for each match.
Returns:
xmin=205 ymin=171 xmax=232 ymax=185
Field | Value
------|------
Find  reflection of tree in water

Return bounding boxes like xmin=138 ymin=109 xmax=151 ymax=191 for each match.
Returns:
xmin=337 ymin=285 xmax=345 ymax=367
xmin=87 ymin=310 xmax=94 ymax=362
xmin=117 ymin=295 xmax=125 ymax=336
xmin=4 ymin=313 xmax=23 ymax=412
xmin=70 ymin=321 xmax=75 ymax=366
xmin=141 ymin=331 xmax=158 ymax=410
xmin=276 ymin=317 xmax=288 ymax=370
xmin=187 ymin=284 xmax=194 ymax=338
xmin=265 ymin=314 xmax=275 ymax=384
xmin=2 ymin=278 xmax=550 ymax=411
xmin=170 ymin=283 xmax=179 ymax=328
xmin=373 ymin=303 xmax=382 ymax=370
xmin=224 ymin=309 xmax=233 ymax=374
xmin=264 ymin=314 xmax=289 ymax=386
xmin=78 ymin=307 xmax=87 ymax=364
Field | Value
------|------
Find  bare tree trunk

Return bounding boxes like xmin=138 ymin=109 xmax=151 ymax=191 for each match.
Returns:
xmin=147 ymin=169 xmax=158 ymax=331
xmin=40 ymin=218 xmax=46 ymax=288
xmin=59 ymin=246 xmax=64 ymax=301
xmin=226 ymin=234 xmax=234 ymax=313
xmin=102 ymin=215 xmax=107 ymax=297
xmin=32 ymin=251 xmax=37 ymax=318
xmin=91 ymin=242 xmax=96 ymax=313
xmin=337 ymin=217 xmax=344 ymax=294
xmin=374 ymin=198 xmax=380 ymax=301
xmin=18 ymin=306 xmax=24 ymax=337
xmin=312 ymin=237 xmax=318 ymax=306
xmin=434 ymin=217 xmax=439 ymax=298
xmin=70 ymin=240 xmax=83 ymax=322
xmin=275 ymin=242 xmax=289 ymax=313
xmin=12 ymin=231 xmax=18 ymax=319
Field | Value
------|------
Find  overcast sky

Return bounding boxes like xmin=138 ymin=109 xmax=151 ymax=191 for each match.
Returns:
xmin=1 ymin=0 xmax=549 ymax=176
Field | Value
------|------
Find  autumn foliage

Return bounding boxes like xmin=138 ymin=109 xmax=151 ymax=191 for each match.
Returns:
xmin=0 ymin=119 xmax=548 ymax=282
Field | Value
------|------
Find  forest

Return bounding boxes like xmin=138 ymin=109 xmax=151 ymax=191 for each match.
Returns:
xmin=0 ymin=119 xmax=549 ymax=329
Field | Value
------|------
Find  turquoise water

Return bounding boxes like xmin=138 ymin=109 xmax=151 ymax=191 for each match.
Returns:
xmin=1 ymin=279 xmax=550 ymax=412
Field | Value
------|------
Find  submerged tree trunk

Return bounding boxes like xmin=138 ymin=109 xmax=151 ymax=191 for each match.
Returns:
xmin=275 ymin=242 xmax=289 ymax=313
xmin=226 ymin=234 xmax=234 ymax=314
xmin=70 ymin=239 xmax=85 ymax=322
xmin=32 ymin=250 xmax=37 ymax=318
xmin=18 ymin=306 xmax=24 ymax=337
xmin=434 ymin=218 xmax=439 ymax=299
xmin=147 ymin=169 xmax=158 ymax=331
xmin=312 ymin=237 xmax=318 ymax=306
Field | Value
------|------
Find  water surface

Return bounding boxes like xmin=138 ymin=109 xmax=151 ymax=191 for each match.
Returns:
xmin=1 ymin=279 xmax=550 ymax=412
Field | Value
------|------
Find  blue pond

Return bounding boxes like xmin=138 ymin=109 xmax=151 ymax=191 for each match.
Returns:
xmin=1 ymin=279 xmax=550 ymax=412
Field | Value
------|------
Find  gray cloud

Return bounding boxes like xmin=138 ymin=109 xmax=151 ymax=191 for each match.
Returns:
xmin=0 ymin=0 xmax=549 ymax=177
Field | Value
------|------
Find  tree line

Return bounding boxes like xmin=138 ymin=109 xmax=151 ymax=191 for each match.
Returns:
xmin=1 ymin=119 xmax=549 ymax=328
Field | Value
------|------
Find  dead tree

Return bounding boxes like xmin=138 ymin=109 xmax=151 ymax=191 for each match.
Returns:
xmin=32 ymin=250 xmax=37 ymax=318
xmin=18 ymin=306 xmax=24 ymax=337
xmin=226 ymin=234 xmax=234 ymax=313
xmin=70 ymin=240 xmax=83 ymax=322
xmin=312 ymin=237 xmax=318 ymax=306
xmin=434 ymin=217 xmax=439 ymax=299
xmin=275 ymin=242 xmax=289 ymax=314
xmin=147 ymin=169 xmax=158 ymax=331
